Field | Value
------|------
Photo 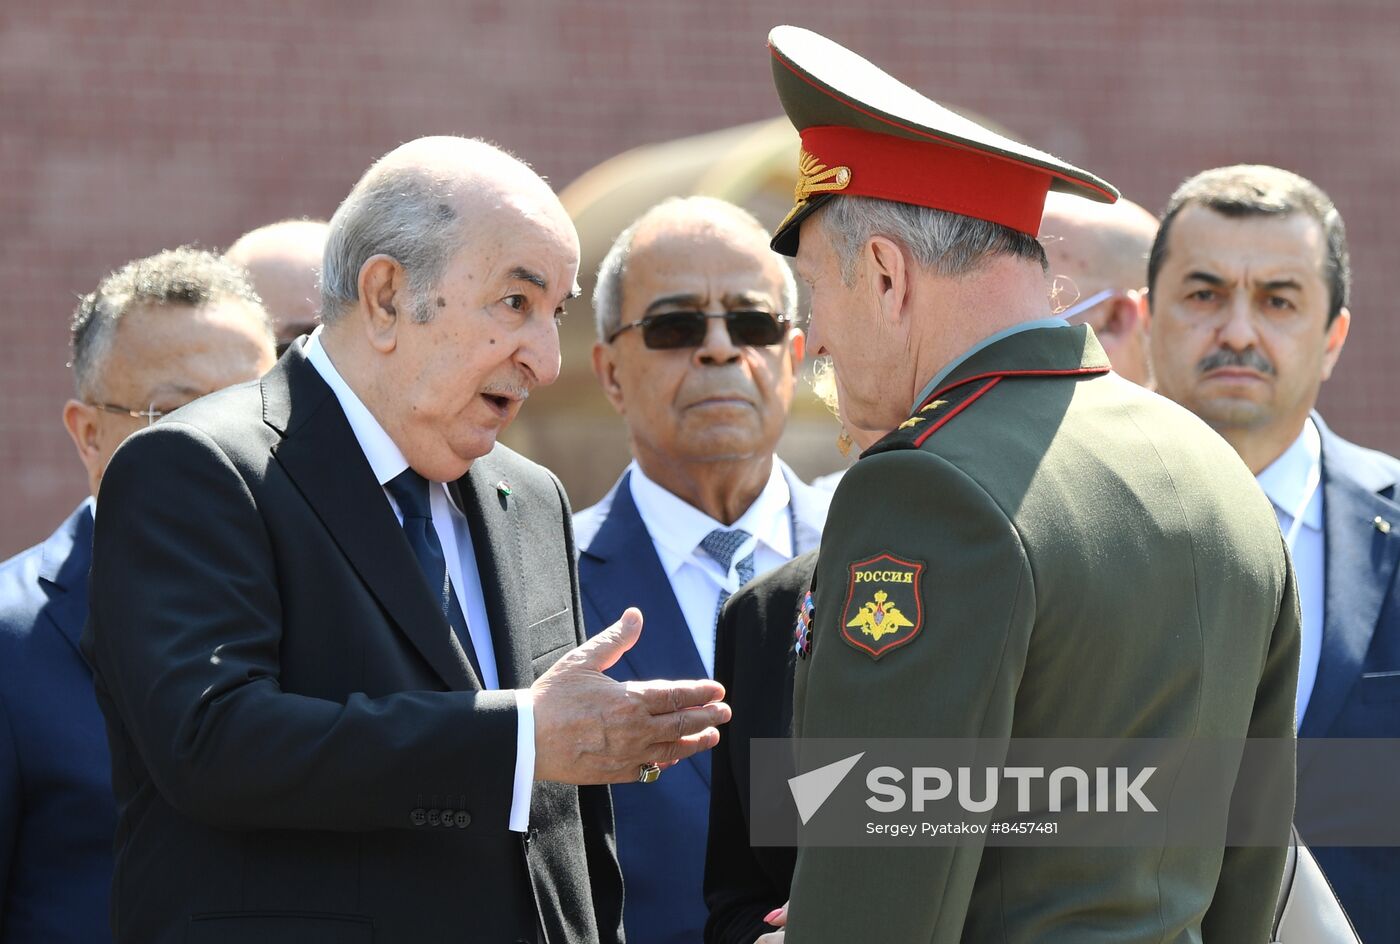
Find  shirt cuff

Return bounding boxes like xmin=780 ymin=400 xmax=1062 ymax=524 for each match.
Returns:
xmin=508 ymin=689 xmax=535 ymax=832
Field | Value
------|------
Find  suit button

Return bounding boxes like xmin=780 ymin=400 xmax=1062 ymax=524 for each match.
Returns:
xmin=410 ymin=808 xmax=427 ymax=827
xmin=454 ymin=811 xmax=472 ymax=828
xmin=427 ymin=808 xmax=441 ymax=827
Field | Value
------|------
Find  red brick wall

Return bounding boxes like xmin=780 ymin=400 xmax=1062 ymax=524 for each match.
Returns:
xmin=4 ymin=0 xmax=1397 ymax=554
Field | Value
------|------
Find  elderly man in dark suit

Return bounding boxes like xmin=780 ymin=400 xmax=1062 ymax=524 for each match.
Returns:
xmin=575 ymin=196 xmax=829 ymax=944
xmin=82 ymin=136 xmax=730 ymax=944
xmin=0 ymin=248 xmax=277 ymax=943
xmin=1150 ymin=163 xmax=1400 ymax=943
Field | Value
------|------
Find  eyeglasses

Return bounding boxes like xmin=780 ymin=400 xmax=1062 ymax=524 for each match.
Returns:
xmin=88 ymin=401 xmax=166 ymax=427
xmin=607 ymin=310 xmax=791 ymax=349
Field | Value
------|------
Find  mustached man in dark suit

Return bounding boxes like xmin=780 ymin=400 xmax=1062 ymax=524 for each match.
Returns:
xmin=81 ymin=136 xmax=731 ymax=944
xmin=1150 ymin=164 xmax=1400 ymax=944
xmin=0 ymin=249 xmax=277 ymax=943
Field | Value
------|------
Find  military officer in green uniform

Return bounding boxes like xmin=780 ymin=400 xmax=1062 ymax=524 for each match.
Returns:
xmin=761 ymin=27 xmax=1301 ymax=944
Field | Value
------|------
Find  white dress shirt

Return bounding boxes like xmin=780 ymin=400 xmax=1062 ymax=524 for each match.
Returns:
xmin=1256 ymin=418 xmax=1325 ymax=729
xmin=627 ymin=461 xmax=794 ymax=677
xmin=305 ymin=329 xmax=534 ymax=831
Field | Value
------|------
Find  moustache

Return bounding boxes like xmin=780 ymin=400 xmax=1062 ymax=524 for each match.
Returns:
xmin=1197 ymin=347 xmax=1274 ymax=376
xmin=481 ymin=378 xmax=532 ymax=402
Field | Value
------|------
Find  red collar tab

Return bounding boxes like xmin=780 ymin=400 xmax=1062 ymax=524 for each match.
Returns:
xmin=798 ymin=125 xmax=1055 ymax=237
xmin=920 ymin=365 xmax=1111 ymax=410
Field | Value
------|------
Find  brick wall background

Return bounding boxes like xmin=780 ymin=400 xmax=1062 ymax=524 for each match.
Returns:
xmin=4 ymin=0 xmax=1398 ymax=555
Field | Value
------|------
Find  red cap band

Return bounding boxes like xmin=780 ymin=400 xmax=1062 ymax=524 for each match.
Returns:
xmin=799 ymin=125 xmax=1054 ymax=237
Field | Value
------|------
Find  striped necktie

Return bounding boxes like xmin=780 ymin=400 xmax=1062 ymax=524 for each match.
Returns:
xmin=700 ymin=527 xmax=757 ymax=629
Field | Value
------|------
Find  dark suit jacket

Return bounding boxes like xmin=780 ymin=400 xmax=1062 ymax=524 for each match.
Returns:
xmin=81 ymin=346 xmax=623 ymax=944
xmin=703 ymin=553 xmax=814 ymax=944
xmin=1295 ymin=414 xmax=1400 ymax=944
xmin=575 ymin=468 xmax=826 ymax=944
xmin=0 ymin=501 xmax=115 ymax=944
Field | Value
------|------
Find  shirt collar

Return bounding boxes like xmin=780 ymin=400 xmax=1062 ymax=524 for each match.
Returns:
xmin=628 ymin=460 xmax=793 ymax=577
xmin=304 ymin=327 xmax=409 ymax=487
xmin=1256 ymin=417 xmax=1323 ymax=530
xmin=912 ymin=317 xmax=1069 ymax=411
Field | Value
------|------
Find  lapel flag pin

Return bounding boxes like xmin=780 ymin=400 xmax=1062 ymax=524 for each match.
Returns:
xmin=496 ymin=480 xmax=512 ymax=497
xmin=1374 ymin=516 xmax=1391 ymax=534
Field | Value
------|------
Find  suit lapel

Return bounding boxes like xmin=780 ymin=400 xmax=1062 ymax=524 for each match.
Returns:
xmin=1301 ymin=428 xmax=1400 ymax=740
xmin=267 ymin=350 xmax=476 ymax=692
xmin=38 ymin=500 xmax=95 ymax=657
xmin=579 ymin=473 xmax=712 ymax=788
xmin=580 ymin=473 xmax=708 ymax=684
xmin=449 ymin=461 xmax=533 ymax=691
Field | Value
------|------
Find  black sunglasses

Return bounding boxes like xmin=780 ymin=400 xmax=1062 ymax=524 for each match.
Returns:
xmin=607 ymin=310 xmax=791 ymax=349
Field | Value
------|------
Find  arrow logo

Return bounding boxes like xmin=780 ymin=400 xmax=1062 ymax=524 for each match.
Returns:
xmin=788 ymin=752 xmax=865 ymax=825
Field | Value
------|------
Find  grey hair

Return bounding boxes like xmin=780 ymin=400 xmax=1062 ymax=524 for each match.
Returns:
xmin=71 ymin=246 xmax=272 ymax=397
xmin=819 ymin=195 xmax=1048 ymax=283
xmin=320 ymin=164 xmax=468 ymax=325
xmin=593 ymin=196 xmax=799 ymax=341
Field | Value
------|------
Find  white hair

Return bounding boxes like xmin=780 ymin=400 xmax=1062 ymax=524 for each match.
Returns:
xmin=593 ymin=196 xmax=798 ymax=341
xmin=819 ymin=195 xmax=1047 ymax=283
xmin=321 ymin=138 xmax=538 ymax=324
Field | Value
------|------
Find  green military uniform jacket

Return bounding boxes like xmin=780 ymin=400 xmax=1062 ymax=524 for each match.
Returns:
xmin=788 ymin=325 xmax=1300 ymax=943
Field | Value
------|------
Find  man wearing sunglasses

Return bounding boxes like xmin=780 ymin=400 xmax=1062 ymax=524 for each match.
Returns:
xmin=574 ymin=196 xmax=831 ymax=944
xmin=1041 ymin=191 xmax=1161 ymax=389
xmin=0 ymin=247 xmax=276 ymax=944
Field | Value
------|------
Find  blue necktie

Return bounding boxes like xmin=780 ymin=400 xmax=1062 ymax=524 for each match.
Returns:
xmin=701 ymin=527 xmax=757 ymax=631
xmin=384 ymin=468 xmax=483 ymax=683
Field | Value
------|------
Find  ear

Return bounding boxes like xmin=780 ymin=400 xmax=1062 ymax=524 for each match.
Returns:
xmin=787 ymin=327 xmax=806 ymax=367
xmin=62 ymin=399 xmax=103 ymax=491
xmin=1097 ymin=293 xmax=1146 ymax=342
xmin=591 ymin=340 xmax=627 ymax=414
xmin=865 ymin=235 xmax=908 ymax=328
xmin=357 ymin=254 xmax=410 ymax=353
xmin=1320 ymin=307 xmax=1351 ymax=381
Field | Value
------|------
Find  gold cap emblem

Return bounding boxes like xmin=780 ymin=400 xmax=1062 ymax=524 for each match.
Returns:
xmin=776 ymin=149 xmax=853 ymax=232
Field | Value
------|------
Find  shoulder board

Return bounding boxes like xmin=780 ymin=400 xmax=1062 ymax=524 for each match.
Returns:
xmin=862 ymin=376 xmax=1003 ymax=457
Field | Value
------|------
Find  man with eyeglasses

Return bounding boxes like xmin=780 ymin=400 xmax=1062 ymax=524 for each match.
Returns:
xmin=575 ymin=196 xmax=830 ymax=944
xmin=1041 ymin=190 xmax=1160 ymax=388
xmin=0 ymin=247 xmax=275 ymax=944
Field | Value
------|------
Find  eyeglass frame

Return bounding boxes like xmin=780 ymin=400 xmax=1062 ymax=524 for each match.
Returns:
xmin=605 ymin=309 xmax=794 ymax=347
xmin=86 ymin=401 xmax=166 ymax=427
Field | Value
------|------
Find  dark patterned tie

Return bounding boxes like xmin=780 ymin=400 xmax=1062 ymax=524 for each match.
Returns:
xmin=384 ymin=468 xmax=483 ymax=682
xmin=700 ymin=527 xmax=757 ymax=630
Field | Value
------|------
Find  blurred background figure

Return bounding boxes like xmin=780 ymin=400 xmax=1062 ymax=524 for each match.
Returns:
xmin=224 ymin=218 xmax=330 ymax=352
xmin=1148 ymin=164 xmax=1399 ymax=943
xmin=1041 ymin=191 xmax=1159 ymax=388
xmin=575 ymin=196 xmax=829 ymax=944
xmin=0 ymin=248 xmax=275 ymax=944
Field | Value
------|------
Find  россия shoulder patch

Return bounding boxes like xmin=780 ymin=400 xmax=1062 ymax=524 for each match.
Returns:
xmin=840 ymin=553 xmax=925 ymax=659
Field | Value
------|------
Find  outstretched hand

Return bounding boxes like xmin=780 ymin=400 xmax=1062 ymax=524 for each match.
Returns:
xmin=531 ymin=608 xmax=731 ymax=784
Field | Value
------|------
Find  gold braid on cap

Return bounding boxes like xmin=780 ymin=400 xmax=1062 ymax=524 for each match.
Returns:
xmin=777 ymin=150 xmax=852 ymax=231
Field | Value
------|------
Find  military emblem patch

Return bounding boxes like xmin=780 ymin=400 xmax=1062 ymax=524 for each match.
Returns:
xmin=793 ymin=588 xmax=815 ymax=659
xmin=840 ymin=553 xmax=925 ymax=659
